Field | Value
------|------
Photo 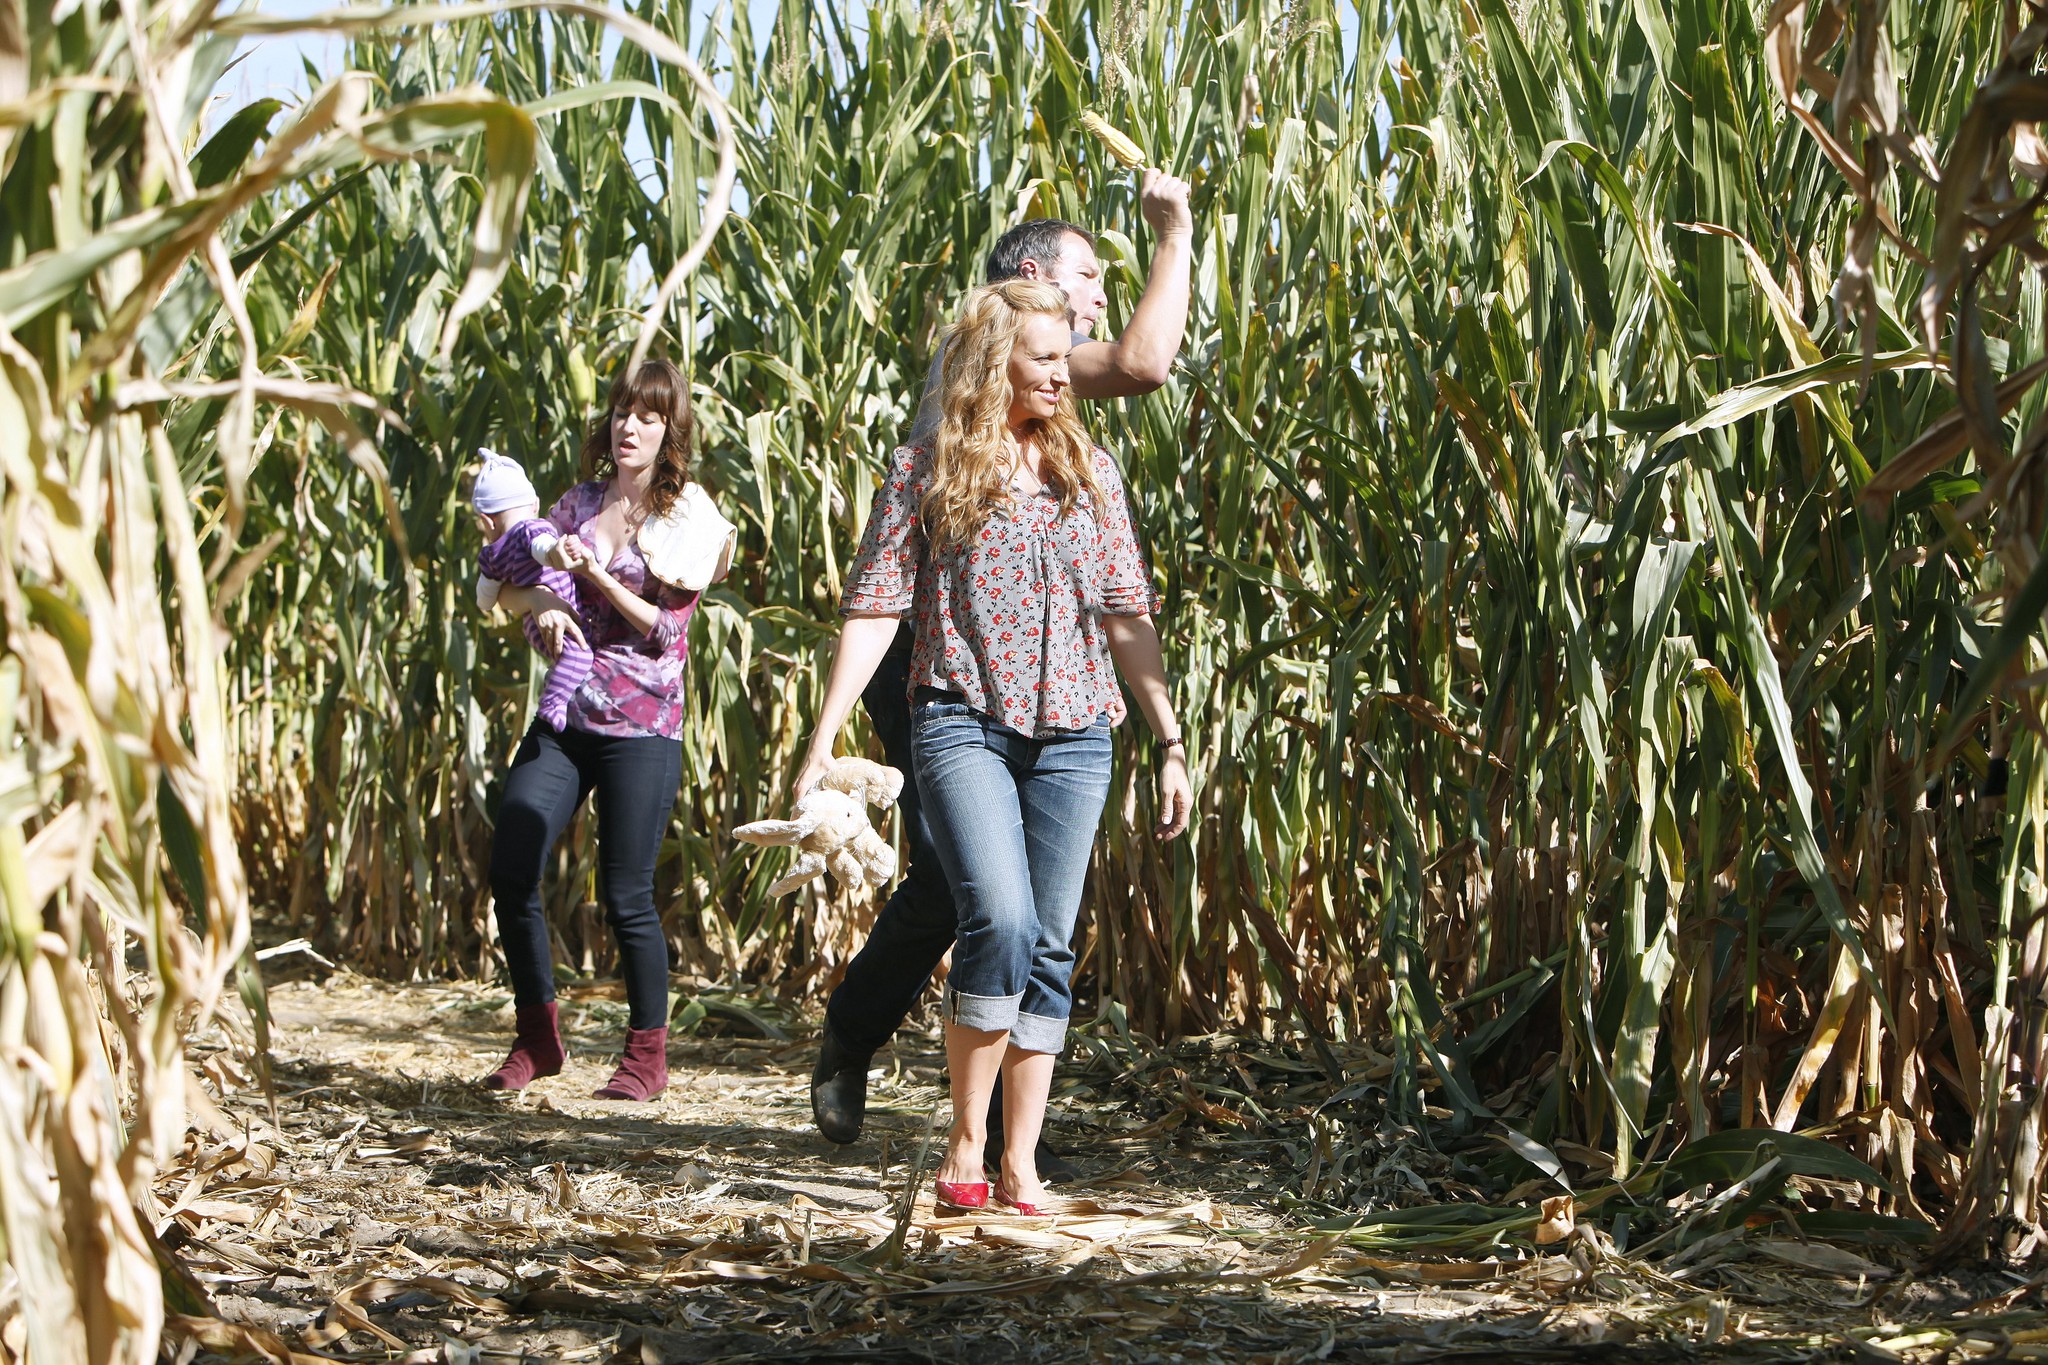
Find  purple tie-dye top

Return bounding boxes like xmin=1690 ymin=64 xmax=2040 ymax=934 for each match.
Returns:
xmin=543 ymin=481 xmax=700 ymax=740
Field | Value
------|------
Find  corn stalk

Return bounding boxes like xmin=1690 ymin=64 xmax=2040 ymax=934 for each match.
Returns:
xmin=1771 ymin=0 xmax=2048 ymax=1262
xmin=0 ymin=0 xmax=728 ymax=1357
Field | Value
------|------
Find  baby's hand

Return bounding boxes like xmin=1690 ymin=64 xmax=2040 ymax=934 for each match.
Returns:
xmin=545 ymin=535 xmax=588 ymax=571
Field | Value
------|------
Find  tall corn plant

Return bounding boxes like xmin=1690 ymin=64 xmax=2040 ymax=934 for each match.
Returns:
xmin=1358 ymin=0 xmax=2038 ymax=1257
xmin=1771 ymin=0 xmax=2048 ymax=1262
xmin=0 ymin=2 xmax=727 ymax=1358
xmin=1327 ymin=0 xmax=2015 ymax=1236
xmin=212 ymin=0 xmax=2047 ymax=1258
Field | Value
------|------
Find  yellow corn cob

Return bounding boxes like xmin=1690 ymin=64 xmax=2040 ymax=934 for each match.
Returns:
xmin=1081 ymin=112 xmax=1148 ymax=169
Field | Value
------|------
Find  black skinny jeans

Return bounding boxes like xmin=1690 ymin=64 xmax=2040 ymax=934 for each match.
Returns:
xmin=489 ymin=722 xmax=681 ymax=1030
xmin=823 ymin=625 xmax=961 ymax=1056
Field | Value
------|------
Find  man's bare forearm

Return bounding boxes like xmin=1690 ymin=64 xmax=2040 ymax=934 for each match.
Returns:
xmin=1072 ymin=168 xmax=1195 ymax=399
xmin=1071 ymin=231 xmax=1192 ymax=399
xmin=1077 ymin=232 xmax=1193 ymax=398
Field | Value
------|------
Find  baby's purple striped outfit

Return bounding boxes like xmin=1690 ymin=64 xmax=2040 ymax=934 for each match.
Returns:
xmin=478 ymin=519 xmax=592 ymax=731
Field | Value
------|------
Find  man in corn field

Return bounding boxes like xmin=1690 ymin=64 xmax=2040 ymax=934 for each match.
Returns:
xmin=814 ymin=170 xmax=1195 ymax=1178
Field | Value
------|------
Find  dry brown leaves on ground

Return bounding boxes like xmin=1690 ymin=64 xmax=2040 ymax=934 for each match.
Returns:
xmin=126 ymin=976 xmax=2048 ymax=1364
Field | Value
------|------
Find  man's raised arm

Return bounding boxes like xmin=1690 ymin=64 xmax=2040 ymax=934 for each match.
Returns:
xmin=1070 ymin=169 xmax=1194 ymax=399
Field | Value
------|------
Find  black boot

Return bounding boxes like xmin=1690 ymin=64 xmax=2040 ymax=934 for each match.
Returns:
xmin=811 ymin=1027 xmax=872 ymax=1145
xmin=985 ymin=1074 xmax=1080 ymax=1184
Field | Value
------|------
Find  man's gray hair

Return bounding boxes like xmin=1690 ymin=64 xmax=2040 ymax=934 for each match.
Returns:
xmin=985 ymin=219 xmax=1095 ymax=283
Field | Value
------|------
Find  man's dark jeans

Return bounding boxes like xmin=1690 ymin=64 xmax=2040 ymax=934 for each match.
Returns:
xmin=823 ymin=625 xmax=958 ymax=1056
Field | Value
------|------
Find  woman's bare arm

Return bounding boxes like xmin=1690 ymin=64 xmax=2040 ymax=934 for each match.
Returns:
xmin=1103 ymin=612 xmax=1192 ymax=839
xmin=495 ymin=583 xmax=585 ymax=658
xmin=496 ymin=583 xmax=575 ymax=617
xmin=552 ymin=534 xmax=664 ymax=637
xmin=794 ymin=614 xmax=904 ymax=797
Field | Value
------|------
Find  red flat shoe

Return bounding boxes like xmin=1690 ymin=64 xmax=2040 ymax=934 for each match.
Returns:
xmin=993 ymin=1179 xmax=1042 ymax=1216
xmin=934 ymin=1179 xmax=989 ymax=1212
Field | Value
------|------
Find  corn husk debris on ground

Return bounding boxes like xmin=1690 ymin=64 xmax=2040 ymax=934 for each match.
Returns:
xmin=148 ymin=976 xmax=2048 ymax=1363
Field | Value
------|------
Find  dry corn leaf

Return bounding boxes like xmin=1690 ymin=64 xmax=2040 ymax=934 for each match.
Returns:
xmin=1344 ymin=1255 xmax=1508 ymax=1284
xmin=164 ymin=1314 xmax=332 ymax=1365
xmin=1265 ymin=1233 xmax=1343 ymax=1279
xmin=175 ymin=1199 xmax=258 ymax=1225
xmin=1753 ymin=1240 xmax=1893 ymax=1279
xmin=1533 ymin=1194 xmax=1575 ymax=1246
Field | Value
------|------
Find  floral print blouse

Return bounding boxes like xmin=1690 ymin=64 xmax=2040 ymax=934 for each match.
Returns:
xmin=543 ymin=481 xmax=700 ymax=740
xmin=842 ymin=443 xmax=1161 ymax=737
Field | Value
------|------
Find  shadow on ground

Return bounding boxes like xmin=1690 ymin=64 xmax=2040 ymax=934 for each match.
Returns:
xmin=164 ymin=977 xmax=1976 ymax=1364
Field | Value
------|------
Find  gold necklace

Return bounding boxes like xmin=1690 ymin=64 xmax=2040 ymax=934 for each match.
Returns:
xmin=1004 ymin=438 xmax=1044 ymax=494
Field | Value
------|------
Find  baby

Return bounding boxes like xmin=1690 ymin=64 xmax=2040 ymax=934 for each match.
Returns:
xmin=472 ymin=449 xmax=591 ymax=732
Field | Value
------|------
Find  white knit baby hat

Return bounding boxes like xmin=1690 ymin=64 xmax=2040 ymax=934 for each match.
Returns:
xmin=471 ymin=448 xmax=537 ymax=514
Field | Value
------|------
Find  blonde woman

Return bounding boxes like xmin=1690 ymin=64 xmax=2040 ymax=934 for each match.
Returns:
xmin=795 ymin=279 xmax=1193 ymax=1214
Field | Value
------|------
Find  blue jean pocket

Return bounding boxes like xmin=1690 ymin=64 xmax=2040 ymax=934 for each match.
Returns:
xmin=911 ymin=690 xmax=980 ymax=727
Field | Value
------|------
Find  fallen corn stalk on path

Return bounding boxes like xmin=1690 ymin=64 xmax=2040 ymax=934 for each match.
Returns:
xmin=156 ymin=977 xmax=2048 ymax=1363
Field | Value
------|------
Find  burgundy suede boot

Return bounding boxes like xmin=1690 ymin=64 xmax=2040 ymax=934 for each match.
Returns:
xmin=593 ymin=1026 xmax=669 ymax=1101
xmin=482 ymin=1002 xmax=564 ymax=1091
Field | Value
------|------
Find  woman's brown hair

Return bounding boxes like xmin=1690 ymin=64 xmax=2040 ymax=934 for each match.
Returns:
xmin=580 ymin=358 xmax=693 ymax=519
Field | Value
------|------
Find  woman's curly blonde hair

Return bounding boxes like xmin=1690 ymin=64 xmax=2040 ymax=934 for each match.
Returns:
xmin=922 ymin=279 xmax=1106 ymax=549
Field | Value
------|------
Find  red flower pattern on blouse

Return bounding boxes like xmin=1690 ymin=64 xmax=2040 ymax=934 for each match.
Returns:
xmin=841 ymin=444 xmax=1161 ymax=737
xmin=542 ymin=481 xmax=700 ymax=740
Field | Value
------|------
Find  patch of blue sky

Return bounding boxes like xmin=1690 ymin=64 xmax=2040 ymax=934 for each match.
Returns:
xmin=211 ymin=1 xmax=1381 ymax=311
xmin=217 ymin=1 xmax=1369 ymax=155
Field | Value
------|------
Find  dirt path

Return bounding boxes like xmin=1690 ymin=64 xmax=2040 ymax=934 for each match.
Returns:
xmin=161 ymin=975 xmax=2021 ymax=1363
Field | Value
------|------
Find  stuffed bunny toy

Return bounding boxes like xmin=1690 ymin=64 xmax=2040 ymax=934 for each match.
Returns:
xmin=735 ymin=757 xmax=905 ymax=897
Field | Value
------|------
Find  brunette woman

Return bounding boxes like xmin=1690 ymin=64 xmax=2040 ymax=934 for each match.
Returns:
xmin=480 ymin=358 xmax=700 ymax=1101
xmin=794 ymin=280 xmax=1192 ymax=1212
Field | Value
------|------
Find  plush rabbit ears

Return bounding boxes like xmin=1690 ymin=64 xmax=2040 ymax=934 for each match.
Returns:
xmin=638 ymin=482 xmax=737 ymax=590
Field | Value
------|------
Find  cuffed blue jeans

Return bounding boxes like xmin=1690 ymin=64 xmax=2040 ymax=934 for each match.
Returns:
xmin=911 ymin=690 xmax=1112 ymax=1056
